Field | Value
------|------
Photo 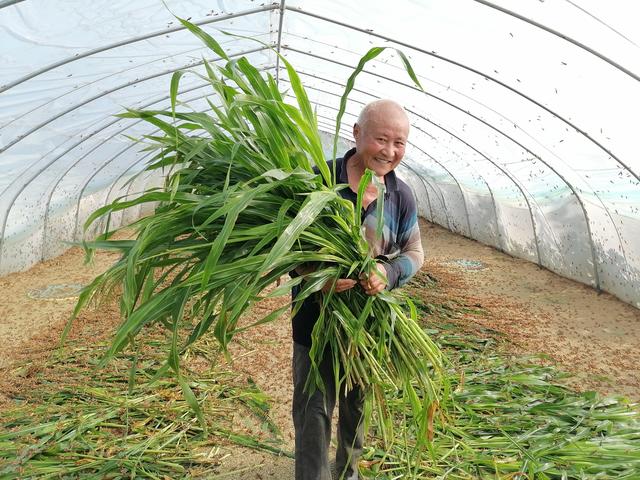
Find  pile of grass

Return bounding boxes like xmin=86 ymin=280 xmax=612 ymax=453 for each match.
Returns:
xmin=0 ymin=331 xmax=288 ymax=479
xmin=68 ymin=16 xmax=446 ymax=445
xmin=359 ymin=273 xmax=640 ymax=479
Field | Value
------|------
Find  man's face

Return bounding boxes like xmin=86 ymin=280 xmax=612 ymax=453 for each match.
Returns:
xmin=353 ymin=108 xmax=409 ymax=177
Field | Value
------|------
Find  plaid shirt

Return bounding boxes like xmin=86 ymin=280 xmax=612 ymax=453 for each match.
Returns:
xmin=292 ymin=148 xmax=424 ymax=346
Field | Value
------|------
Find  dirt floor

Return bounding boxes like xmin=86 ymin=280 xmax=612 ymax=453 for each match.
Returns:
xmin=1 ymin=219 xmax=639 ymax=478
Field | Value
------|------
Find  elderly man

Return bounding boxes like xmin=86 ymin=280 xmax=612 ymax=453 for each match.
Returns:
xmin=292 ymin=99 xmax=424 ymax=480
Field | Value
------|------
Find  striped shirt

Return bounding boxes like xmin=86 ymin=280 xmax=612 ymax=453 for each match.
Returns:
xmin=292 ymin=148 xmax=424 ymax=347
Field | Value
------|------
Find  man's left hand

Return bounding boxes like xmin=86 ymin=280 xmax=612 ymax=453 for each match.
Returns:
xmin=360 ymin=263 xmax=387 ymax=295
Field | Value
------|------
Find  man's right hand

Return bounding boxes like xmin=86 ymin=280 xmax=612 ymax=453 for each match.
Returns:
xmin=321 ymin=278 xmax=357 ymax=293
xmin=296 ymin=263 xmax=356 ymax=294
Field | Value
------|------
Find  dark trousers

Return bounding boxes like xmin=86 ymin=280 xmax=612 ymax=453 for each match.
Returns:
xmin=292 ymin=342 xmax=364 ymax=480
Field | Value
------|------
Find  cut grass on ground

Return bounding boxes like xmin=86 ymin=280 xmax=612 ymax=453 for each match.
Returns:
xmin=0 ymin=327 xmax=289 ymax=479
xmin=1 ymin=271 xmax=639 ymax=479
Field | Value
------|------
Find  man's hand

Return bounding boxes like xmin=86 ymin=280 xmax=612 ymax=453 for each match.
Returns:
xmin=322 ymin=278 xmax=357 ymax=293
xmin=360 ymin=263 xmax=387 ymax=296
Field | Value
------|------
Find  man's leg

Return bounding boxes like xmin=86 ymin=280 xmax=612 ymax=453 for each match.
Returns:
xmin=335 ymin=386 xmax=364 ymax=480
xmin=292 ymin=342 xmax=336 ymax=480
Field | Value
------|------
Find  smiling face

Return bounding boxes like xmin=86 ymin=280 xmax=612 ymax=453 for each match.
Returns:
xmin=352 ymin=100 xmax=410 ymax=178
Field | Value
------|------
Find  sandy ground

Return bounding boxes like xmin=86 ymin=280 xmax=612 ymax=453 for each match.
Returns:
xmin=1 ymin=219 xmax=639 ymax=478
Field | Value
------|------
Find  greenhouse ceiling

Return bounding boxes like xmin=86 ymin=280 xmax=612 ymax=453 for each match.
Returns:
xmin=0 ymin=0 xmax=639 ymax=308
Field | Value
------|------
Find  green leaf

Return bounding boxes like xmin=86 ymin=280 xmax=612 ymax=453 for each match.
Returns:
xmin=175 ymin=16 xmax=229 ymax=61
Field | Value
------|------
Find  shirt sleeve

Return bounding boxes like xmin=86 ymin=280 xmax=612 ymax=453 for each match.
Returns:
xmin=382 ymin=190 xmax=424 ymax=290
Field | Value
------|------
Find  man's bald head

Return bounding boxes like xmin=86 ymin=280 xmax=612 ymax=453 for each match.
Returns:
xmin=356 ymin=99 xmax=409 ymax=133
xmin=351 ymin=99 xmax=410 ymax=178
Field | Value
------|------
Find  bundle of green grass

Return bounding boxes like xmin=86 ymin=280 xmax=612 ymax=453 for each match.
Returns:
xmin=69 ymin=18 xmax=446 ymax=444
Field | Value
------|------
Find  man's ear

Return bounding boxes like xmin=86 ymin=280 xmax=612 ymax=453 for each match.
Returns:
xmin=353 ymin=122 xmax=360 ymax=140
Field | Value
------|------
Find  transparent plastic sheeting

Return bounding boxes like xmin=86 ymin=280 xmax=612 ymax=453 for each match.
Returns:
xmin=0 ymin=1 xmax=639 ymax=309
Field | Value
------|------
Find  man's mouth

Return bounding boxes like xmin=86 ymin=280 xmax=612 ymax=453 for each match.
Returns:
xmin=375 ymin=157 xmax=392 ymax=164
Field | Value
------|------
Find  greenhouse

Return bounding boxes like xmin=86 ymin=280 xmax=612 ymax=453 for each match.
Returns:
xmin=1 ymin=1 xmax=639 ymax=479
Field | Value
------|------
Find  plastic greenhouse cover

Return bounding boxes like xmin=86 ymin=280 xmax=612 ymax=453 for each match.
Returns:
xmin=0 ymin=0 xmax=639 ymax=308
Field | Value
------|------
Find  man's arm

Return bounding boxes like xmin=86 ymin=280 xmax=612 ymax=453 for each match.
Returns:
xmin=383 ymin=223 xmax=423 ymax=289
xmin=381 ymin=192 xmax=424 ymax=290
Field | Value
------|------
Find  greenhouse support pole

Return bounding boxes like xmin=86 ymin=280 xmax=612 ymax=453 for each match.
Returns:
xmin=5 ymin=46 xmax=220 ymax=132
xmin=275 ymin=0 xmax=286 ymax=86
xmin=416 ymin=171 xmax=451 ymax=231
xmin=0 ymin=0 xmax=25 ymax=9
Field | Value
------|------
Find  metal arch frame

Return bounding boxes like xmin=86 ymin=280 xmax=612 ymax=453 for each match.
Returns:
xmin=5 ymin=4 xmax=633 ymax=182
xmin=0 ymin=5 xmax=278 ymax=94
xmin=284 ymin=7 xmax=640 ymax=185
xmin=402 ymin=138 xmax=473 ymax=237
xmin=280 ymin=56 xmax=605 ymax=286
xmin=0 ymin=47 xmax=270 ymax=267
xmin=315 ymin=112 xmax=454 ymax=231
xmin=0 ymin=47 xmax=270 ymax=236
xmin=3 ymin=2 xmax=636 ymax=88
xmin=0 ymin=7 xmax=628 ymax=284
xmin=41 ymin=82 xmax=217 ymax=258
xmin=408 ymin=117 xmax=542 ymax=262
xmin=0 ymin=0 xmax=24 ymax=9
xmin=473 ymin=0 xmax=640 ymax=83
xmin=275 ymin=0 xmax=286 ymax=85
xmin=405 ymin=161 xmax=451 ymax=230
xmin=4 ymin=3 xmax=634 ymax=264
xmin=2 ymin=44 xmax=225 ymax=131
xmin=399 ymin=163 xmax=435 ymax=221
xmin=70 ymin=143 xmax=153 ymax=243
xmin=0 ymin=45 xmax=270 ymax=159
xmin=0 ymin=53 xmax=271 ymax=268
xmin=42 ymin=64 xmax=272 ymax=255
xmin=5 ymin=11 xmax=636 ymax=193
xmin=291 ymin=66 xmax=591 ymax=271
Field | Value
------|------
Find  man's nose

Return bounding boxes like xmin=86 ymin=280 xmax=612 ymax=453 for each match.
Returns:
xmin=380 ymin=141 xmax=393 ymax=156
